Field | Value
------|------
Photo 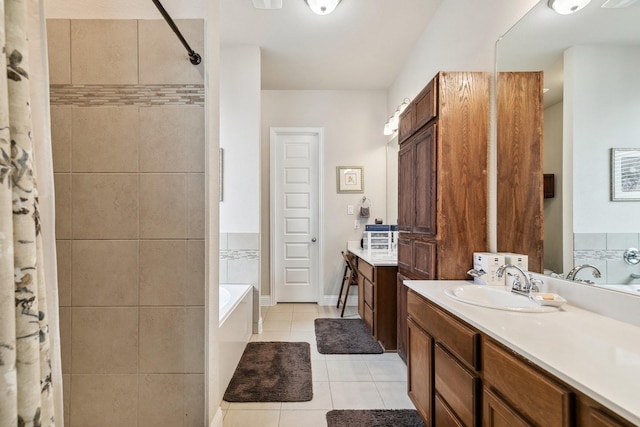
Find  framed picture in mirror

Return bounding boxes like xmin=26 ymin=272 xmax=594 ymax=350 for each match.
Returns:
xmin=611 ymin=148 xmax=640 ymax=201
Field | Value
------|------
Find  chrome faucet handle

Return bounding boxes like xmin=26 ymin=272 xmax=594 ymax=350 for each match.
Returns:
xmin=529 ymin=275 xmax=543 ymax=293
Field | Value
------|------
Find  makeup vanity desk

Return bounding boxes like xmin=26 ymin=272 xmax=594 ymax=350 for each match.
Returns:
xmin=347 ymin=241 xmax=398 ymax=351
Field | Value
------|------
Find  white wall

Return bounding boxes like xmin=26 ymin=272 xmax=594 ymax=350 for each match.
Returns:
xmin=220 ymin=46 xmax=261 ymax=233
xmin=544 ymin=101 xmax=564 ymax=273
xmin=260 ymin=90 xmax=388 ymax=298
xmin=46 ymin=0 xmax=203 ymax=19
xmin=566 ymin=45 xmax=640 ymax=233
xmin=388 ymin=0 xmax=539 ymax=112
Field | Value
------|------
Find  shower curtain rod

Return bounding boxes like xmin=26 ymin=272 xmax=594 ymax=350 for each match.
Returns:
xmin=151 ymin=0 xmax=202 ymax=65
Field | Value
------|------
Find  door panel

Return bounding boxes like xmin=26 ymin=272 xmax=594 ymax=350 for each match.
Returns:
xmin=273 ymin=129 xmax=320 ymax=302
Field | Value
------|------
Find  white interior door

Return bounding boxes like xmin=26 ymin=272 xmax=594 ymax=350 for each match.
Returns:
xmin=271 ymin=128 xmax=322 ymax=303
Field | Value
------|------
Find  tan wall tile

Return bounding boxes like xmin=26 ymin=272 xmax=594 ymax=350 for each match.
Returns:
xmin=139 ymin=174 xmax=186 ymax=239
xmin=139 ymin=240 xmax=186 ymax=306
xmin=139 ymin=307 xmax=184 ymax=373
xmin=71 ymin=20 xmax=138 ymax=84
xmin=138 ymin=20 xmax=204 ymax=85
xmin=139 ymin=107 xmax=186 ymax=172
xmin=184 ymin=307 xmax=204 ymax=373
xmin=186 ymin=240 xmax=204 ymax=306
xmin=72 ymin=174 xmax=138 ymax=239
xmin=54 ymin=173 xmax=72 ymax=239
xmin=70 ymin=374 xmax=138 ymax=427
xmin=51 ymin=106 xmax=72 ymax=172
xmin=71 ymin=107 xmax=139 ymax=172
xmin=187 ymin=173 xmax=205 ymax=239
xmin=184 ymin=374 xmax=205 ymax=427
xmin=59 ymin=307 xmax=71 ymax=374
xmin=71 ymin=240 xmax=139 ymax=306
xmin=47 ymin=19 xmax=71 ymax=84
xmin=185 ymin=106 xmax=205 ymax=173
xmin=63 ymin=374 xmax=70 ymax=425
xmin=56 ymin=239 xmax=72 ymax=306
xmin=71 ymin=307 xmax=138 ymax=374
xmin=138 ymin=374 xmax=184 ymax=427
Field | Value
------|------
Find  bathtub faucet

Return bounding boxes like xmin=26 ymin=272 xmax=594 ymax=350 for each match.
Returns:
xmin=565 ymin=264 xmax=601 ymax=283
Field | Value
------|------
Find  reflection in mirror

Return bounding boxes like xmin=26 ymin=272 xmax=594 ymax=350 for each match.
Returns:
xmin=386 ymin=136 xmax=399 ymax=225
xmin=497 ymin=0 xmax=640 ymax=295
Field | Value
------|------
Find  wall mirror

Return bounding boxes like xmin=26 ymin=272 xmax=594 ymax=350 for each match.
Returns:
xmin=497 ymin=0 xmax=640 ymax=295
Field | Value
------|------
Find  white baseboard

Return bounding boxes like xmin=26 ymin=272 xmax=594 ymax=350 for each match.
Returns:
xmin=321 ymin=294 xmax=358 ymax=307
xmin=260 ymin=296 xmax=272 ymax=306
xmin=210 ymin=407 xmax=224 ymax=427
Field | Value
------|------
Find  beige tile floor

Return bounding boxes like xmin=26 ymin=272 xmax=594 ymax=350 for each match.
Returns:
xmin=221 ymin=304 xmax=416 ymax=427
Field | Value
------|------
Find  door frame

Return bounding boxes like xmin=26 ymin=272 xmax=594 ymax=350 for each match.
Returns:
xmin=269 ymin=127 xmax=325 ymax=305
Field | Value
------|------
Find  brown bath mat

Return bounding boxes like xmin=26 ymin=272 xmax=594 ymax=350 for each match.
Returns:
xmin=326 ymin=409 xmax=425 ymax=427
xmin=314 ymin=318 xmax=383 ymax=354
xmin=223 ymin=341 xmax=312 ymax=402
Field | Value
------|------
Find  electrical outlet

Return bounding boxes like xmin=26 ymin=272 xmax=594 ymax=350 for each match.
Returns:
xmin=354 ymin=220 xmax=360 ymax=229
xmin=347 ymin=205 xmax=354 ymax=215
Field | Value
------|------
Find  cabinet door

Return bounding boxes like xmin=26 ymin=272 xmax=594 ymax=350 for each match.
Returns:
xmin=413 ymin=124 xmax=437 ymax=235
xmin=483 ymin=388 xmax=532 ymax=427
xmin=396 ymin=274 xmax=408 ymax=362
xmin=408 ymin=318 xmax=433 ymax=426
xmin=398 ymin=141 xmax=414 ymax=233
xmin=413 ymin=240 xmax=436 ymax=279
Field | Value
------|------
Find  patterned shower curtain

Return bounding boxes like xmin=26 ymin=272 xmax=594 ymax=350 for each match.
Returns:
xmin=0 ymin=0 xmax=56 ymax=425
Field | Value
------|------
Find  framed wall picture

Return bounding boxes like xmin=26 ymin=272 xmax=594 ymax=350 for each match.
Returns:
xmin=336 ymin=166 xmax=364 ymax=193
xmin=611 ymin=148 xmax=640 ymax=201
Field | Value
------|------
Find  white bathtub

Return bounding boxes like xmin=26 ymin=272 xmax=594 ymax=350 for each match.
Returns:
xmin=219 ymin=284 xmax=253 ymax=398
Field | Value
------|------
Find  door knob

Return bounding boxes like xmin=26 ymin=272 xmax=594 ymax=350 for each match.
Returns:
xmin=311 ymin=238 xmax=317 ymax=242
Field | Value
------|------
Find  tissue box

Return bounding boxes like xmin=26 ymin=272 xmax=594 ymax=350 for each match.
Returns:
xmin=473 ymin=252 xmax=505 ymax=286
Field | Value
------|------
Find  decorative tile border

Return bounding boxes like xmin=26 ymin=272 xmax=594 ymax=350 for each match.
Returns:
xmin=50 ymin=84 xmax=204 ymax=106
xmin=220 ymin=250 xmax=259 ymax=261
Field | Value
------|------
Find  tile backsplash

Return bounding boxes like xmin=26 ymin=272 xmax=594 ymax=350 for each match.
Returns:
xmin=574 ymin=232 xmax=640 ymax=285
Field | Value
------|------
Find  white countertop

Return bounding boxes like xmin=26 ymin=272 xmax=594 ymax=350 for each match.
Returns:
xmin=405 ymin=280 xmax=640 ymax=425
xmin=347 ymin=241 xmax=398 ymax=267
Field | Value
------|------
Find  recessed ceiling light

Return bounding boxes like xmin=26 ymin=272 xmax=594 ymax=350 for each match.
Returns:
xmin=252 ymin=0 xmax=283 ymax=9
xmin=601 ymin=0 xmax=640 ymax=8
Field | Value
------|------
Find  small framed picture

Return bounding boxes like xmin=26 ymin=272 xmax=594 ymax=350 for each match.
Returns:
xmin=336 ymin=166 xmax=364 ymax=193
xmin=611 ymin=148 xmax=640 ymax=201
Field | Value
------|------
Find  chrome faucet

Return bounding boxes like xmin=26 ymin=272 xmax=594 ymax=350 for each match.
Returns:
xmin=565 ymin=264 xmax=601 ymax=283
xmin=496 ymin=264 xmax=541 ymax=296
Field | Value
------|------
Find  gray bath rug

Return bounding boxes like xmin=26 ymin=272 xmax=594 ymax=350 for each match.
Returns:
xmin=314 ymin=318 xmax=383 ymax=354
xmin=223 ymin=341 xmax=312 ymax=402
xmin=326 ymin=409 xmax=426 ymax=427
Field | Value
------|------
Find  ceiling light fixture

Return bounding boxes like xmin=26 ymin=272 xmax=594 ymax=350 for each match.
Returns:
xmin=548 ymin=0 xmax=592 ymax=14
xmin=304 ymin=0 xmax=342 ymax=15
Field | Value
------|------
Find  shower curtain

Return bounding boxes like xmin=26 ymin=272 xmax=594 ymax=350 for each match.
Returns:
xmin=1 ymin=0 xmax=62 ymax=426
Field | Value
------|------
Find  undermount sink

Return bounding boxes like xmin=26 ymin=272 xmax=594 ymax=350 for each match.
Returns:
xmin=445 ymin=285 xmax=559 ymax=313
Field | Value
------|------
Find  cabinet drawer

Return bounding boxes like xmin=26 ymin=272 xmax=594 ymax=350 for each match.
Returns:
xmin=363 ymin=303 xmax=374 ymax=334
xmin=357 ymin=259 xmax=375 ymax=282
xmin=414 ymin=78 xmax=437 ymax=129
xmin=483 ymin=387 xmax=530 ymax=427
xmin=483 ymin=339 xmax=572 ymax=427
xmin=435 ymin=344 xmax=479 ymax=427
xmin=435 ymin=394 xmax=465 ymax=427
xmin=398 ymin=103 xmax=415 ymax=144
xmin=364 ymin=278 xmax=374 ymax=309
xmin=407 ymin=291 xmax=480 ymax=370
xmin=413 ymin=240 xmax=436 ymax=279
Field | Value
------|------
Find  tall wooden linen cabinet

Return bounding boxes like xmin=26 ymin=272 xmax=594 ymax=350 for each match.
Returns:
xmin=396 ymin=72 xmax=489 ymax=362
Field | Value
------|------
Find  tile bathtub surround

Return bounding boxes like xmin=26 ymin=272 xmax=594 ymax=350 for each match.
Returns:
xmin=574 ymin=232 xmax=640 ymax=284
xmin=48 ymin=18 xmax=206 ymax=427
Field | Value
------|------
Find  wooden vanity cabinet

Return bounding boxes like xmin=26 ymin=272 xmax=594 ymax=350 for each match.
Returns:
xmin=407 ymin=289 xmax=481 ymax=426
xmin=397 ymin=71 xmax=489 ymax=359
xmin=576 ymin=394 xmax=636 ymax=427
xmin=355 ymin=257 xmax=398 ymax=351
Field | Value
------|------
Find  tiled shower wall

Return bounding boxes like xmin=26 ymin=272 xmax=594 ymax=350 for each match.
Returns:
xmin=574 ymin=233 xmax=640 ymax=284
xmin=48 ymin=19 xmax=205 ymax=427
